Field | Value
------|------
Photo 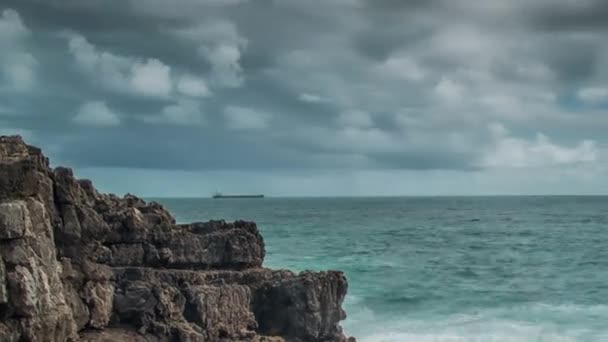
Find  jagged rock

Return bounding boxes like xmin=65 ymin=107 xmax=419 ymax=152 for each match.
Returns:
xmin=0 ymin=136 xmax=354 ymax=342
xmin=0 ymin=256 xmax=6 ymax=304
xmin=64 ymin=283 xmax=90 ymax=331
xmin=1 ymin=239 xmax=34 ymax=267
xmin=82 ymin=281 xmax=114 ymax=329
xmin=184 ymin=284 xmax=257 ymax=340
xmin=0 ymin=320 xmax=21 ymax=342
xmin=0 ymin=201 xmax=31 ymax=240
xmin=109 ymin=244 xmax=145 ymax=266
xmin=7 ymin=265 xmax=38 ymax=317
xmin=113 ymin=281 xmax=158 ymax=326
xmin=79 ymin=329 xmax=148 ymax=342
xmin=19 ymin=313 xmax=77 ymax=342
xmin=254 ymin=271 xmax=350 ymax=342
xmin=155 ymin=285 xmax=186 ymax=322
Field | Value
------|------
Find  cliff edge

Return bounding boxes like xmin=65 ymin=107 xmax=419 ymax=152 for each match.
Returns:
xmin=0 ymin=136 xmax=354 ymax=342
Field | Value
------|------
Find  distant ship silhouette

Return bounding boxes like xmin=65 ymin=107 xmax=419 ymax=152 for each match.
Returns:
xmin=212 ymin=191 xmax=264 ymax=199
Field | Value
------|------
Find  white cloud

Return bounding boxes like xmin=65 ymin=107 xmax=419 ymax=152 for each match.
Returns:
xmin=434 ymin=77 xmax=465 ymax=103
xmin=481 ymin=123 xmax=597 ymax=168
xmin=68 ymin=34 xmax=101 ymax=70
xmin=337 ymin=110 xmax=373 ymax=128
xmin=429 ymin=25 xmax=499 ymax=67
xmin=377 ymin=55 xmax=425 ymax=82
xmin=130 ymin=59 xmax=172 ymax=97
xmin=160 ymin=100 xmax=205 ymax=126
xmin=2 ymin=53 xmax=37 ymax=91
xmin=477 ymin=93 xmax=523 ymax=118
xmin=224 ymin=106 xmax=270 ymax=130
xmin=273 ymin=49 xmax=369 ymax=109
xmin=578 ymin=87 xmax=608 ymax=104
xmin=177 ymin=75 xmax=211 ymax=97
xmin=200 ymin=43 xmax=244 ymax=88
xmin=174 ymin=19 xmax=247 ymax=88
xmin=299 ymin=93 xmax=326 ymax=103
xmin=0 ymin=9 xmax=37 ymax=91
xmin=68 ymin=34 xmax=130 ymax=88
xmin=74 ymin=101 xmax=121 ymax=127
xmin=0 ymin=9 xmax=28 ymax=42
xmin=67 ymin=34 xmax=173 ymax=97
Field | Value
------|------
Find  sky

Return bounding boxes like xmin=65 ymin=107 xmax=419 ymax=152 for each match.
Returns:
xmin=1 ymin=0 xmax=608 ymax=196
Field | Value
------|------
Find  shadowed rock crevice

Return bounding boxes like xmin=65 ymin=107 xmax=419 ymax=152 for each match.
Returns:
xmin=0 ymin=136 xmax=355 ymax=342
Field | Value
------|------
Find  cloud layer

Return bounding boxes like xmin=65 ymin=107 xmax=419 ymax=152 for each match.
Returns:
xmin=1 ymin=0 xmax=607 ymax=194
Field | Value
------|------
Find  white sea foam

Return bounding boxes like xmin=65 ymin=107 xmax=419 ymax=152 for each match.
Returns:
xmin=526 ymin=303 xmax=608 ymax=315
xmin=345 ymin=294 xmax=363 ymax=305
xmin=348 ymin=322 xmax=607 ymax=342
xmin=359 ymin=331 xmax=582 ymax=342
xmin=343 ymin=303 xmax=608 ymax=342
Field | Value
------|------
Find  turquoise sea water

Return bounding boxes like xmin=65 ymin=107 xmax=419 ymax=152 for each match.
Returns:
xmin=154 ymin=196 xmax=608 ymax=342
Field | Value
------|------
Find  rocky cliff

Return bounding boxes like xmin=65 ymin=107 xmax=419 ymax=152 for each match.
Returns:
xmin=0 ymin=136 xmax=354 ymax=342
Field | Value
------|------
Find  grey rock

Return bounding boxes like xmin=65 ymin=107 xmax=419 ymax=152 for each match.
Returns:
xmin=155 ymin=285 xmax=185 ymax=322
xmin=82 ymin=281 xmax=114 ymax=329
xmin=0 ymin=136 xmax=355 ymax=342
xmin=0 ymin=256 xmax=7 ymax=304
xmin=109 ymin=244 xmax=145 ymax=266
xmin=113 ymin=281 xmax=157 ymax=326
xmin=7 ymin=265 xmax=38 ymax=317
xmin=79 ymin=328 xmax=149 ymax=342
xmin=0 ymin=321 xmax=21 ymax=342
xmin=64 ymin=283 xmax=90 ymax=331
xmin=253 ymin=271 xmax=350 ymax=342
xmin=185 ymin=284 xmax=257 ymax=340
xmin=0 ymin=201 xmax=31 ymax=240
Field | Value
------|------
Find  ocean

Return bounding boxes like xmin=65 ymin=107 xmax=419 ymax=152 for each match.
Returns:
xmin=153 ymin=196 xmax=608 ymax=342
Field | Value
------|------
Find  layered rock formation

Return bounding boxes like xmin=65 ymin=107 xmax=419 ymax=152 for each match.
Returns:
xmin=0 ymin=136 xmax=354 ymax=342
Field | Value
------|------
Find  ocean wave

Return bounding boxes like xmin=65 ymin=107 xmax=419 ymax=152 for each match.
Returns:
xmin=349 ymin=321 xmax=608 ymax=342
xmin=343 ymin=303 xmax=608 ymax=342
xmin=526 ymin=303 xmax=608 ymax=315
xmin=345 ymin=294 xmax=363 ymax=305
xmin=359 ymin=330 xmax=586 ymax=342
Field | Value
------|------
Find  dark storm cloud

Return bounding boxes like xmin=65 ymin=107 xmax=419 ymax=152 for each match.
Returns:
xmin=528 ymin=0 xmax=608 ymax=32
xmin=544 ymin=42 xmax=599 ymax=83
xmin=53 ymin=126 xmax=301 ymax=170
xmin=0 ymin=0 xmax=607 ymax=173
xmin=0 ymin=0 xmax=181 ymax=35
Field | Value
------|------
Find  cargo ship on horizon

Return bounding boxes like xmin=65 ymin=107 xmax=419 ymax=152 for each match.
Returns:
xmin=212 ymin=191 xmax=264 ymax=199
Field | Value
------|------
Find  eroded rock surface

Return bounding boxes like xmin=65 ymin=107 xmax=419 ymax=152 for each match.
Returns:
xmin=0 ymin=136 xmax=354 ymax=342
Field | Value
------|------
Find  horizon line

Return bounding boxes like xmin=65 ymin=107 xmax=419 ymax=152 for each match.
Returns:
xmin=143 ymin=194 xmax=608 ymax=199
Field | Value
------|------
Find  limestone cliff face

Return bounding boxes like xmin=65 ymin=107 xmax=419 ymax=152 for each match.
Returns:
xmin=0 ymin=136 xmax=355 ymax=342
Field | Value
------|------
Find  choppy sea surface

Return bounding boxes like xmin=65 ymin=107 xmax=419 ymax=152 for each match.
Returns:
xmin=153 ymin=196 xmax=608 ymax=342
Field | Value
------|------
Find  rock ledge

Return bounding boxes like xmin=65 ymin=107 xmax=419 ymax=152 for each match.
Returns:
xmin=0 ymin=136 xmax=354 ymax=342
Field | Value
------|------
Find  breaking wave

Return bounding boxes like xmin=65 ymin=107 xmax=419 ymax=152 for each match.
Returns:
xmin=343 ymin=303 xmax=608 ymax=342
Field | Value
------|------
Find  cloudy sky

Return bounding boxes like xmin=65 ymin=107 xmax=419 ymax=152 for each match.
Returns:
xmin=1 ymin=0 xmax=608 ymax=196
